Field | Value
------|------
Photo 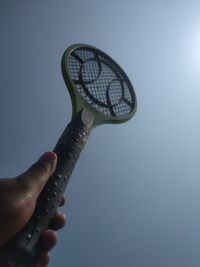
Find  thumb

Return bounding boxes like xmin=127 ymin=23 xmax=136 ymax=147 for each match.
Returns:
xmin=16 ymin=152 xmax=57 ymax=200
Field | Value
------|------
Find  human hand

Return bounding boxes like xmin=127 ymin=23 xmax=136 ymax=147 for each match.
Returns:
xmin=0 ymin=152 xmax=66 ymax=267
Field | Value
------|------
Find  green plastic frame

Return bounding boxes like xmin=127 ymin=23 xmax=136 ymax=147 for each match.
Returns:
xmin=61 ymin=43 xmax=137 ymax=127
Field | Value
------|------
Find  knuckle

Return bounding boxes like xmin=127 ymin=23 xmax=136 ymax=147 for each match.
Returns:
xmin=27 ymin=161 xmax=50 ymax=177
xmin=37 ymin=161 xmax=50 ymax=174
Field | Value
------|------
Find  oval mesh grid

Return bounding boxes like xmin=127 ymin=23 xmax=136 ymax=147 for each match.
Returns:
xmin=68 ymin=47 xmax=136 ymax=117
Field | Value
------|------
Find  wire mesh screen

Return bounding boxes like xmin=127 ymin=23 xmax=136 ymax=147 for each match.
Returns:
xmin=68 ymin=47 xmax=135 ymax=117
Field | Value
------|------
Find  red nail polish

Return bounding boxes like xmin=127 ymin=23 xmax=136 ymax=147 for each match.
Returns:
xmin=39 ymin=152 xmax=56 ymax=163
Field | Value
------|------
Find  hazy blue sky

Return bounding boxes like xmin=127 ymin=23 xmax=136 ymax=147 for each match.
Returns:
xmin=0 ymin=1 xmax=200 ymax=266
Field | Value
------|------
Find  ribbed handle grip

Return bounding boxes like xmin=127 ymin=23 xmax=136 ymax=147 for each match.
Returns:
xmin=0 ymin=109 xmax=94 ymax=267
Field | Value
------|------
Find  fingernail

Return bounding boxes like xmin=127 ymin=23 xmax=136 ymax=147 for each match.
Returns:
xmin=39 ymin=152 xmax=57 ymax=164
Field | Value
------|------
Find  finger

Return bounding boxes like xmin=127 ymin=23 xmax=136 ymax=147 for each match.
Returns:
xmin=35 ymin=252 xmax=50 ymax=267
xmin=49 ymin=212 xmax=66 ymax=230
xmin=15 ymin=152 xmax=57 ymax=199
xmin=59 ymin=195 xmax=66 ymax=207
xmin=39 ymin=229 xmax=57 ymax=251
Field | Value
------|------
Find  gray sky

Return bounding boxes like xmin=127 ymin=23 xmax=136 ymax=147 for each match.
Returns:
xmin=0 ymin=1 xmax=200 ymax=266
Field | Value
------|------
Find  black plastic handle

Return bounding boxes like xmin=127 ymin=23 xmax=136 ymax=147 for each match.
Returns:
xmin=0 ymin=109 xmax=94 ymax=267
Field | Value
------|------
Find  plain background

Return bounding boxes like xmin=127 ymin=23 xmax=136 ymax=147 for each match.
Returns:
xmin=0 ymin=1 xmax=200 ymax=266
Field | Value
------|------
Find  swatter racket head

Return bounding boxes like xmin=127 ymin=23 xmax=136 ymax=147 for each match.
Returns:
xmin=61 ymin=43 xmax=137 ymax=126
